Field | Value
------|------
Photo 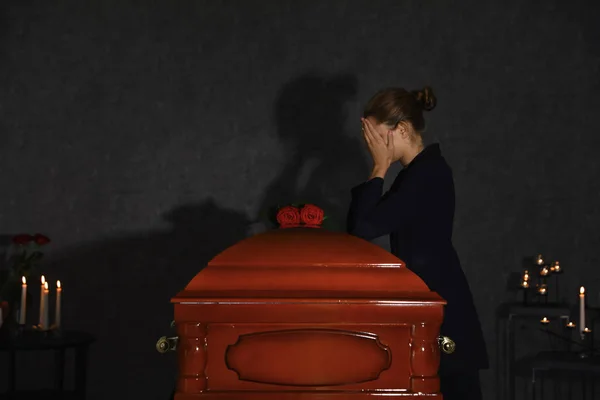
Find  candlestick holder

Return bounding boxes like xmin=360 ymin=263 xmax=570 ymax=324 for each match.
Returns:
xmin=536 ymin=283 xmax=549 ymax=304
xmin=550 ymin=261 xmax=562 ymax=274
xmin=517 ymin=255 xmax=566 ymax=306
xmin=541 ymin=324 xmax=595 ymax=358
xmin=550 ymin=261 xmax=563 ymax=302
xmin=536 ymin=258 xmax=550 ymax=304
xmin=578 ymin=328 xmax=594 ymax=358
xmin=519 ymin=269 xmax=531 ymax=305
xmin=32 ymin=323 xmax=59 ymax=337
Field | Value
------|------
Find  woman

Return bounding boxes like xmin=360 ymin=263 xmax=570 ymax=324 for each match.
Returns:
xmin=347 ymin=87 xmax=488 ymax=400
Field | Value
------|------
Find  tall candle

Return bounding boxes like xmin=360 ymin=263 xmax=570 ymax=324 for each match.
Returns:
xmin=39 ymin=275 xmax=45 ymax=326
xmin=55 ymin=280 xmax=62 ymax=328
xmin=41 ymin=281 xmax=49 ymax=329
xmin=579 ymin=286 xmax=585 ymax=336
xmin=19 ymin=277 xmax=27 ymax=325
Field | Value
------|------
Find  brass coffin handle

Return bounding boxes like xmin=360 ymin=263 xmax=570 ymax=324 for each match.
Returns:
xmin=156 ymin=336 xmax=179 ymax=353
xmin=438 ymin=336 xmax=456 ymax=354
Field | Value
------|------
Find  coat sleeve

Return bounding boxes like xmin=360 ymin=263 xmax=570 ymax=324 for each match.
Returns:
xmin=346 ymin=173 xmax=427 ymax=240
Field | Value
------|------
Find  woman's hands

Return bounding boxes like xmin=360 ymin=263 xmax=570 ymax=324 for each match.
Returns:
xmin=361 ymin=118 xmax=394 ymax=179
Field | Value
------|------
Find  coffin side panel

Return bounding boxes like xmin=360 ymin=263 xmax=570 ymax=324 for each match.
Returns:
xmin=225 ymin=329 xmax=391 ymax=386
xmin=206 ymin=323 xmax=412 ymax=391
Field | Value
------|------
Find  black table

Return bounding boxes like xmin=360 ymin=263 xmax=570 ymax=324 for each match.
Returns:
xmin=528 ymin=351 xmax=600 ymax=400
xmin=496 ymin=302 xmax=571 ymax=400
xmin=0 ymin=330 xmax=96 ymax=400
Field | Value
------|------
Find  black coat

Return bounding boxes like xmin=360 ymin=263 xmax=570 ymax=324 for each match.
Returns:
xmin=347 ymin=143 xmax=489 ymax=372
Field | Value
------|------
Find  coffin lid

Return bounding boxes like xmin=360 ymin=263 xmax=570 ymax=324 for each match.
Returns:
xmin=172 ymin=228 xmax=444 ymax=303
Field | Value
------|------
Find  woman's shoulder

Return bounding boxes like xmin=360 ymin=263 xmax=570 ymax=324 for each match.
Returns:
xmin=411 ymin=152 xmax=452 ymax=178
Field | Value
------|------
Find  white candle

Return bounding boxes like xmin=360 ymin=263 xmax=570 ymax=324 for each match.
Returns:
xmin=579 ymin=286 xmax=585 ymax=336
xmin=39 ymin=275 xmax=45 ymax=326
xmin=41 ymin=281 xmax=49 ymax=329
xmin=55 ymin=280 xmax=62 ymax=328
xmin=19 ymin=277 xmax=27 ymax=325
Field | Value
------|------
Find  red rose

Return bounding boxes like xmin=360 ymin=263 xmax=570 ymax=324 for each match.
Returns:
xmin=276 ymin=206 xmax=301 ymax=228
xmin=300 ymin=204 xmax=324 ymax=227
xmin=12 ymin=234 xmax=33 ymax=245
xmin=33 ymin=233 xmax=51 ymax=245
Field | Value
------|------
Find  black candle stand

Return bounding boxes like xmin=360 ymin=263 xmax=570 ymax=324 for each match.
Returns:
xmin=540 ymin=325 xmax=595 ymax=359
xmin=519 ymin=254 xmax=564 ymax=306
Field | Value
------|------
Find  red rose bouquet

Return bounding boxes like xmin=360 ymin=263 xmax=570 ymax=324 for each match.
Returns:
xmin=276 ymin=204 xmax=326 ymax=229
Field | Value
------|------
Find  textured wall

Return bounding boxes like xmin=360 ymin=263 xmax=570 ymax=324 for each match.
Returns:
xmin=0 ymin=1 xmax=599 ymax=399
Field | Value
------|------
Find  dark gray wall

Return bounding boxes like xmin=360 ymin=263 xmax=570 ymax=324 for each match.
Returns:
xmin=1 ymin=1 xmax=599 ymax=399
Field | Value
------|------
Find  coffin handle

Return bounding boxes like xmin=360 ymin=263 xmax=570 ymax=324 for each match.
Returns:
xmin=438 ymin=336 xmax=456 ymax=354
xmin=156 ymin=335 xmax=179 ymax=353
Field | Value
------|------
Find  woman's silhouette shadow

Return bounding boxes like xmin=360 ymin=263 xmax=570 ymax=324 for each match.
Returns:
xmin=42 ymin=198 xmax=250 ymax=400
xmin=257 ymin=72 xmax=369 ymax=232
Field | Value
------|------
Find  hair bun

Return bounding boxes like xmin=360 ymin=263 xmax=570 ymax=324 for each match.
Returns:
xmin=412 ymin=86 xmax=437 ymax=111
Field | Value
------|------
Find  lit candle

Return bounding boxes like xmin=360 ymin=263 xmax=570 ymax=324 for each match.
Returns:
xmin=19 ymin=277 xmax=27 ymax=325
xmin=537 ymin=284 xmax=547 ymax=295
xmin=536 ymin=254 xmax=544 ymax=265
xmin=521 ymin=270 xmax=530 ymax=288
xmin=39 ymin=275 xmax=45 ymax=326
xmin=540 ymin=266 xmax=549 ymax=276
xmin=566 ymin=321 xmax=576 ymax=329
xmin=580 ymin=286 xmax=585 ymax=336
xmin=584 ymin=327 xmax=592 ymax=334
xmin=540 ymin=317 xmax=550 ymax=324
xmin=552 ymin=261 xmax=561 ymax=273
xmin=55 ymin=280 xmax=62 ymax=329
xmin=40 ymin=281 xmax=49 ymax=329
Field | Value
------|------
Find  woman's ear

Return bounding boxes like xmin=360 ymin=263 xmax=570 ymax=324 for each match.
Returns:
xmin=393 ymin=122 xmax=409 ymax=139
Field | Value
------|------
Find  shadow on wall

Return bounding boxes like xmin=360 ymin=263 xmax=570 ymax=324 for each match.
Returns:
xmin=43 ymin=199 xmax=250 ymax=400
xmin=256 ymin=71 xmax=369 ymax=232
xmin=28 ymin=73 xmax=370 ymax=400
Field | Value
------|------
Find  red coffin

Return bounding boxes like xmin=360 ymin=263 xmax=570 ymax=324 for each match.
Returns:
xmin=170 ymin=228 xmax=446 ymax=399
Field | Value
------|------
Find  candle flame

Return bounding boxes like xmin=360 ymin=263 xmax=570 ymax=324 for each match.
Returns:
xmin=22 ymin=276 xmax=26 ymax=284
xmin=57 ymin=280 xmax=61 ymax=289
xmin=536 ymin=254 xmax=544 ymax=265
xmin=580 ymin=286 xmax=585 ymax=295
xmin=44 ymin=281 xmax=48 ymax=290
xmin=41 ymin=275 xmax=45 ymax=284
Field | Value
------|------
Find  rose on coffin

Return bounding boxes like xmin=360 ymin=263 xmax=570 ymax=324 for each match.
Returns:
xmin=276 ymin=204 xmax=326 ymax=229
